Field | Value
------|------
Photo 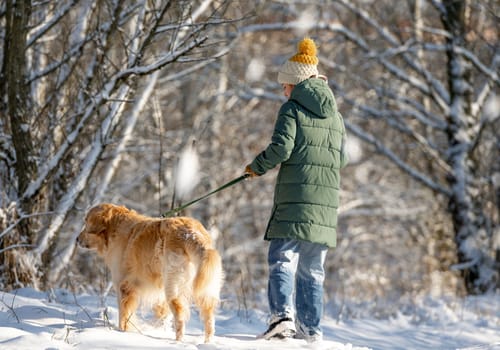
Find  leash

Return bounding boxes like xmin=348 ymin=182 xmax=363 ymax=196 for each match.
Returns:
xmin=162 ymin=173 xmax=250 ymax=217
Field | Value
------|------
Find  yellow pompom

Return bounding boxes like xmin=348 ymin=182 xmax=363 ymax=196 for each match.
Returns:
xmin=297 ymin=38 xmax=317 ymax=56
xmin=289 ymin=37 xmax=318 ymax=65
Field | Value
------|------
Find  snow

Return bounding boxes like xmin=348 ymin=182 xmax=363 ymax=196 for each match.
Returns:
xmin=293 ymin=9 xmax=316 ymax=36
xmin=245 ymin=59 xmax=266 ymax=82
xmin=1 ymin=288 xmax=499 ymax=350
xmin=174 ymin=144 xmax=200 ymax=200
xmin=483 ymin=94 xmax=500 ymax=122
xmin=345 ymin=137 xmax=363 ymax=164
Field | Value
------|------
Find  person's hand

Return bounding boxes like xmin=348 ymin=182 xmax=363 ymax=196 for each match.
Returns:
xmin=244 ymin=164 xmax=259 ymax=178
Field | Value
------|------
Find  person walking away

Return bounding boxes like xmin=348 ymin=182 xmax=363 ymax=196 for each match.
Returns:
xmin=244 ymin=37 xmax=348 ymax=343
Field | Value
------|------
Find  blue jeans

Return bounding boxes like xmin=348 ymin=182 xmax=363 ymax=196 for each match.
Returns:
xmin=267 ymin=238 xmax=328 ymax=336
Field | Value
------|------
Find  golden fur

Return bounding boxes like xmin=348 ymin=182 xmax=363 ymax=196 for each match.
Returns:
xmin=77 ymin=203 xmax=223 ymax=343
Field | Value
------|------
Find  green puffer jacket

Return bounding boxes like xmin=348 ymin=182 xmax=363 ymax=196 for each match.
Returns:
xmin=249 ymin=78 xmax=347 ymax=248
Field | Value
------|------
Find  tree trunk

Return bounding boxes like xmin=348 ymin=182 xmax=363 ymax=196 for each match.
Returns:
xmin=442 ymin=0 xmax=498 ymax=293
xmin=2 ymin=0 xmax=39 ymax=288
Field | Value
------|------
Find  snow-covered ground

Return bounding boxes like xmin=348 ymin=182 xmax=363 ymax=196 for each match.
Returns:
xmin=0 ymin=288 xmax=499 ymax=350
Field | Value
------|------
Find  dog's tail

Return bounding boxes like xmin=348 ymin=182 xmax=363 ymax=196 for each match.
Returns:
xmin=193 ymin=248 xmax=223 ymax=300
xmin=193 ymin=248 xmax=222 ymax=342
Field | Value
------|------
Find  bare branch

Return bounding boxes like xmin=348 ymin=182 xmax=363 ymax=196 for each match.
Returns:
xmin=0 ymin=244 xmax=35 ymax=254
xmin=33 ymin=84 xmax=130 ymax=259
xmin=346 ymin=120 xmax=451 ymax=197
xmin=239 ymin=20 xmax=451 ymax=112
xmin=0 ymin=291 xmax=20 ymax=323
xmin=334 ymin=0 xmax=451 ymax=110
xmin=420 ymin=44 xmax=500 ymax=85
xmin=0 ymin=211 xmax=54 ymax=241
xmin=27 ymin=0 xmax=80 ymax=48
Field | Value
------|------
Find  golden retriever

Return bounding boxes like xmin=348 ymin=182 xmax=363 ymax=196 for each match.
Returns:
xmin=77 ymin=203 xmax=223 ymax=343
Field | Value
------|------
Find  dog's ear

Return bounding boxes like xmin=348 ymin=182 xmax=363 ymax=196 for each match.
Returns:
xmin=97 ymin=203 xmax=116 ymax=225
xmin=86 ymin=203 xmax=115 ymax=234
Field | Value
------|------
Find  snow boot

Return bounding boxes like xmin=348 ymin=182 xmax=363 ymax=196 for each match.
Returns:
xmin=258 ymin=317 xmax=296 ymax=340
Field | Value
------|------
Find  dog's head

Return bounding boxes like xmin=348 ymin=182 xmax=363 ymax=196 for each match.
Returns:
xmin=77 ymin=203 xmax=118 ymax=253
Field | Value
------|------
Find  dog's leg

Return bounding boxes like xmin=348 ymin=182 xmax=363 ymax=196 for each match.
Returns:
xmin=196 ymin=296 xmax=217 ymax=343
xmin=169 ymin=297 xmax=188 ymax=341
xmin=153 ymin=301 xmax=169 ymax=320
xmin=119 ymin=280 xmax=139 ymax=331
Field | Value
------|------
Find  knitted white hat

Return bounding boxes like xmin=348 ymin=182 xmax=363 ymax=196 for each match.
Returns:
xmin=277 ymin=38 xmax=319 ymax=85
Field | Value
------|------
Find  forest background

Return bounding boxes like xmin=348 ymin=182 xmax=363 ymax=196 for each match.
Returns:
xmin=0 ymin=0 xmax=499 ymax=318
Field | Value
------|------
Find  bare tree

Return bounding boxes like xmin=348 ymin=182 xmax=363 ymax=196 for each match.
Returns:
xmin=0 ymin=0 xmax=239 ymax=289
xmin=1 ymin=0 xmax=497 ymax=300
xmin=238 ymin=0 xmax=499 ymax=293
xmin=333 ymin=0 xmax=499 ymax=294
xmin=1 ymin=0 xmax=39 ymax=287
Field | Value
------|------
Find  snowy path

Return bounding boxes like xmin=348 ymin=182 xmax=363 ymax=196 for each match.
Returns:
xmin=0 ymin=288 xmax=499 ymax=350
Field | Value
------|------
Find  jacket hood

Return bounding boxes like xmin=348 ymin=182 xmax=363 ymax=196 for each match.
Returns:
xmin=289 ymin=78 xmax=336 ymax=119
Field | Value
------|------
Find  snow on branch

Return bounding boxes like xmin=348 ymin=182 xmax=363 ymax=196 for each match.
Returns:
xmin=23 ymin=36 xmax=211 ymax=202
xmin=239 ymin=20 xmax=449 ymax=111
xmin=22 ymin=71 xmax=115 ymax=201
xmin=160 ymin=56 xmax=222 ymax=82
xmin=128 ymin=3 xmax=164 ymax=68
xmin=328 ymin=75 xmax=453 ymax=180
xmin=336 ymin=0 xmax=400 ymax=47
xmin=27 ymin=0 xmax=79 ymax=47
xmin=48 ymin=74 xmax=160 ymax=283
xmin=371 ymin=81 xmax=447 ymax=130
xmin=95 ymin=73 xmax=158 ymax=203
xmin=33 ymin=84 xmax=131 ymax=260
xmin=384 ymin=110 xmax=453 ymax=175
xmin=335 ymin=0 xmax=450 ymax=109
xmin=28 ymin=37 xmax=91 ymax=83
xmin=324 ymin=78 xmax=451 ymax=196
xmin=421 ymin=44 xmax=500 ymax=86
xmin=0 ymin=244 xmax=35 ymax=255
xmin=459 ymin=48 xmax=500 ymax=86
xmin=0 ymin=211 xmax=54 ymax=242
xmin=114 ymin=36 xmax=209 ymax=79
xmin=346 ymin=120 xmax=451 ymax=197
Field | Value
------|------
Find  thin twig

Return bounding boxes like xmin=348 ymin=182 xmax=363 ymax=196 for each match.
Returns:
xmin=0 ymin=244 xmax=35 ymax=254
xmin=0 ymin=211 xmax=54 ymax=241
xmin=72 ymin=291 xmax=93 ymax=323
xmin=0 ymin=291 xmax=20 ymax=323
